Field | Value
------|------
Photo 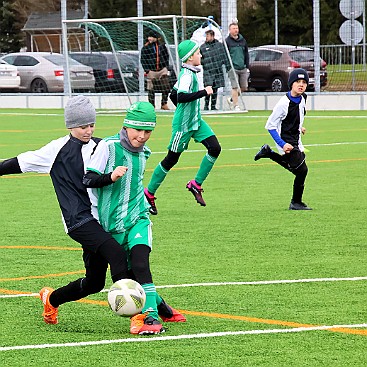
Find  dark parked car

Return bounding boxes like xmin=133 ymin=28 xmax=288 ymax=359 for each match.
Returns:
xmin=69 ymin=51 xmax=139 ymax=93
xmin=248 ymin=45 xmax=328 ymax=92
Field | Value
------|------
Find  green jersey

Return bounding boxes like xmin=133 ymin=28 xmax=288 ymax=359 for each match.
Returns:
xmin=87 ymin=134 xmax=151 ymax=234
xmin=172 ymin=66 xmax=202 ymax=132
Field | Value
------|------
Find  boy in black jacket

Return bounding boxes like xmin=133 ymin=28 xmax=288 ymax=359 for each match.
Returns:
xmin=254 ymin=68 xmax=312 ymax=210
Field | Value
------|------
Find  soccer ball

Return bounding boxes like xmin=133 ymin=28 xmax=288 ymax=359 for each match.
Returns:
xmin=107 ymin=279 xmax=146 ymax=317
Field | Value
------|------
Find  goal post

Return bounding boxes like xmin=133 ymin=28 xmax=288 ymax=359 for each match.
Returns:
xmin=62 ymin=15 xmax=247 ymax=112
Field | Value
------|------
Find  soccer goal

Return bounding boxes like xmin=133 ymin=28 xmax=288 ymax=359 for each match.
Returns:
xmin=63 ymin=15 xmax=247 ymax=112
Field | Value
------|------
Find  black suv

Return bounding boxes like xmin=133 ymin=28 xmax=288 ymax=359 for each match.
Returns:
xmin=69 ymin=51 xmax=139 ymax=93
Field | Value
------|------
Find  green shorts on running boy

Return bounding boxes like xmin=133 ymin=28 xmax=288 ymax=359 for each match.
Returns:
xmin=168 ymin=120 xmax=215 ymax=153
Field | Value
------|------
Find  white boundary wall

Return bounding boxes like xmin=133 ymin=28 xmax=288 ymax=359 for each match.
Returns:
xmin=0 ymin=93 xmax=366 ymax=111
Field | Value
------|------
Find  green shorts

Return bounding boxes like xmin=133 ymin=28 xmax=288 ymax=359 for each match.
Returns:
xmin=168 ymin=119 xmax=215 ymax=153
xmin=111 ymin=218 xmax=152 ymax=253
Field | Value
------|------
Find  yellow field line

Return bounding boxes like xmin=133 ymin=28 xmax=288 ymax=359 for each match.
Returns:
xmin=1 ymin=288 xmax=365 ymax=336
xmin=326 ymin=326 xmax=367 ymax=335
xmin=309 ymin=157 xmax=367 ymax=163
xmin=179 ymin=309 xmax=367 ymax=336
xmin=1 ymin=157 xmax=366 ymax=179
xmin=0 ymin=288 xmax=34 ymax=295
xmin=0 ymin=174 xmax=49 ymax=179
xmin=0 ymin=270 xmax=84 ymax=282
xmin=0 ymin=245 xmax=81 ymax=251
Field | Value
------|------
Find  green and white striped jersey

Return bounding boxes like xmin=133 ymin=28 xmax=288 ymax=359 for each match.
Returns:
xmin=172 ymin=67 xmax=202 ymax=132
xmin=87 ymin=134 xmax=151 ymax=234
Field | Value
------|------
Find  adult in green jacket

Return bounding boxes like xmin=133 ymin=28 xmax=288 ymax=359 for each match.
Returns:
xmin=225 ymin=23 xmax=249 ymax=111
xmin=200 ymin=29 xmax=230 ymax=110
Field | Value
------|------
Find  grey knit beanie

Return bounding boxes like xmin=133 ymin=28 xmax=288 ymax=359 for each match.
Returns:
xmin=64 ymin=95 xmax=96 ymax=128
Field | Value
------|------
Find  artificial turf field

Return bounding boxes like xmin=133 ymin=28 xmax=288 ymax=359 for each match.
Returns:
xmin=0 ymin=108 xmax=366 ymax=366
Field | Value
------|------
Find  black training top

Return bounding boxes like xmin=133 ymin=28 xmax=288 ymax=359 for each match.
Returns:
xmin=14 ymin=134 xmax=101 ymax=233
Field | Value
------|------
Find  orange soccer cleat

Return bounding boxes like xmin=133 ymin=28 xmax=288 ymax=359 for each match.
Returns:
xmin=39 ymin=287 xmax=59 ymax=325
xmin=158 ymin=298 xmax=186 ymax=323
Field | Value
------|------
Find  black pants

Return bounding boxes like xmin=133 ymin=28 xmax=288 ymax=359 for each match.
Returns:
xmin=204 ymin=87 xmax=218 ymax=109
xmin=160 ymin=135 xmax=221 ymax=172
xmin=49 ymin=219 xmax=128 ymax=307
xmin=269 ymin=148 xmax=308 ymax=202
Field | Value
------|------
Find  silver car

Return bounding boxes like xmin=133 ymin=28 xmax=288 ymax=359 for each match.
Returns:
xmin=0 ymin=60 xmax=20 ymax=91
xmin=1 ymin=52 xmax=95 ymax=93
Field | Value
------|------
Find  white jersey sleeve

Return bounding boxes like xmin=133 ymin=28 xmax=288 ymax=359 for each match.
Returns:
xmin=86 ymin=139 xmax=109 ymax=221
xmin=86 ymin=139 xmax=109 ymax=174
xmin=177 ymin=71 xmax=192 ymax=93
xmin=265 ymin=95 xmax=288 ymax=131
xmin=17 ymin=136 xmax=69 ymax=174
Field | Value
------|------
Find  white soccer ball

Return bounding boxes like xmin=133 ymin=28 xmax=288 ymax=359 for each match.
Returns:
xmin=107 ymin=279 xmax=146 ymax=317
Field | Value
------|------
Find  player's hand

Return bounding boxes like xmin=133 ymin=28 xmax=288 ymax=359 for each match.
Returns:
xmin=301 ymin=127 xmax=306 ymax=135
xmin=111 ymin=166 xmax=128 ymax=182
xmin=205 ymin=86 xmax=213 ymax=95
xmin=283 ymin=143 xmax=293 ymax=154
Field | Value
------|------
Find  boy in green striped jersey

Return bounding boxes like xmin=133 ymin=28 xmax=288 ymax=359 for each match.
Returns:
xmin=144 ymin=39 xmax=222 ymax=215
xmin=83 ymin=102 xmax=186 ymax=335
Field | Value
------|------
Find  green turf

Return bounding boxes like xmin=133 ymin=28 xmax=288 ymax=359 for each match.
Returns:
xmin=0 ymin=109 xmax=366 ymax=366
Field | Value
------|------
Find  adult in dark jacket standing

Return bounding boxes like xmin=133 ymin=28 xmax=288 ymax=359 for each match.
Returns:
xmin=225 ymin=23 xmax=249 ymax=111
xmin=200 ymin=30 xmax=230 ymax=111
xmin=140 ymin=31 xmax=171 ymax=110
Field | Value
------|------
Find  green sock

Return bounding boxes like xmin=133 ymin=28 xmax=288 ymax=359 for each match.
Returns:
xmin=195 ymin=153 xmax=217 ymax=185
xmin=147 ymin=163 xmax=169 ymax=194
xmin=141 ymin=283 xmax=159 ymax=320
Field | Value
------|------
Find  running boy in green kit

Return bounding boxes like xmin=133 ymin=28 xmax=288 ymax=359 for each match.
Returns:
xmin=144 ymin=39 xmax=222 ymax=215
xmin=83 ymin=102 xmax=186 ymax=335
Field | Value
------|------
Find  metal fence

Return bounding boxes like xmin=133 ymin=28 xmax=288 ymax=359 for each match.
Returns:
xmin=314 ymin=44 xmax=367 ymax=91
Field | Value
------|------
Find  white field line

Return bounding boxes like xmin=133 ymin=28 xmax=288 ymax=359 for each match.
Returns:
xmin=149 ymin=141 xmax=367 ymax=155
xmin=1 ymin=323 xmax=367 ymax=352
xmin=0 ymin=111 xmax=367 ymax=119
xmin=1 ymin=276 xmax=367 ymax=299
xmin=3 ymin=141 xmax=366 ymax=161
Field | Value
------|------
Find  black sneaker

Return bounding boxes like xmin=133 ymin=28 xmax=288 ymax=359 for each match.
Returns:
xmin=211 ymin=107 xmax=218 ymax=111
xmin=186 ymin=180 xmax=206 ymax=206
xmin=139 ymin=315 xmax=165 ymax=335
xmin=254 ymin=144 xmax=272 ymax=161
xmin=289 ymin=201 xmax=312 ymax=210
xmin=144 ymin=188 xmax=158 ymax=215
xmin=204 ymin=106 xmax=209 ymax=111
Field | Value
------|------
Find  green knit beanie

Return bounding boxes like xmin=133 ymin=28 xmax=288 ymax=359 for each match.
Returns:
xmin=123 ymin=101 xmax=156 ymax=130
xmin=178 ymin=40 xmax=199 ymax=62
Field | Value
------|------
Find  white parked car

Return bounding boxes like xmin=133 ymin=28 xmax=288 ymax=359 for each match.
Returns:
xmin=1 ymin=52 xmax=95 ymax=93
xmin=0 ymin=60 xmax=20 ymax=91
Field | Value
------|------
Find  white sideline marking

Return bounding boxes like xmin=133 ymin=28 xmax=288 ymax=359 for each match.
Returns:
xmin=154 ymin=276 xmax=367 ymax=289
xmin=1 ymin=323 xmax=366 ymax=351
xmin=150 ymin=141 xmax=367 ymax=155
xmin=1 ymin=112 xmax=367 ymax=119
xmin=2 ymin=141 xmax=367 ymax=161
xmin=1 ymin=276 xmax=366 ymax=298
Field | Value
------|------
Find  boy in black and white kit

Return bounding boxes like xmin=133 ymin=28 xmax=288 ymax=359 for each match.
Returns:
xmin=254 ymin=68 xmax=312 ymax=210
xmin=0 ymin=96 xmax=130 ymax=324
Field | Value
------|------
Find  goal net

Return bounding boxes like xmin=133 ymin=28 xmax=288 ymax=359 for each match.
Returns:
xmin=63 ymin=15 xmax=247 ymax=112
